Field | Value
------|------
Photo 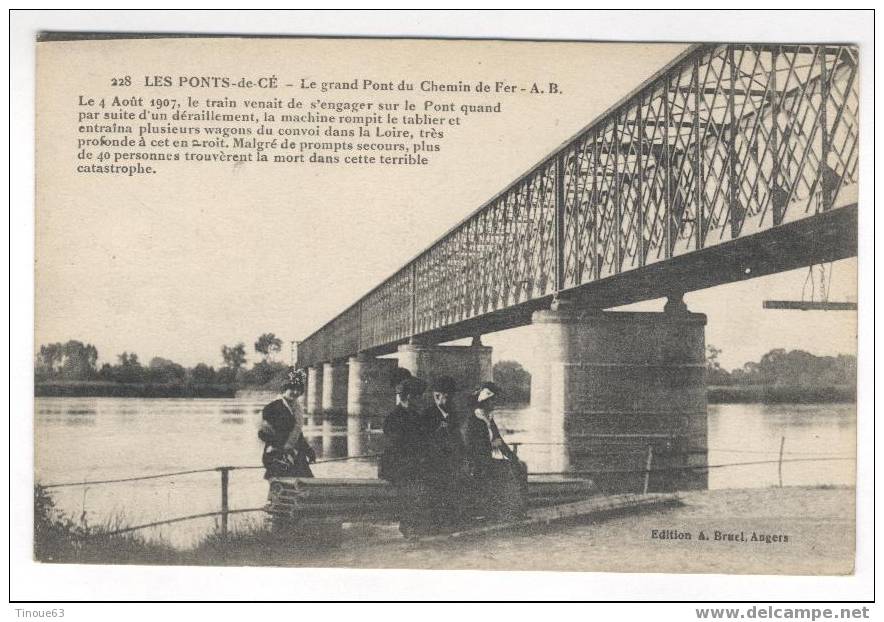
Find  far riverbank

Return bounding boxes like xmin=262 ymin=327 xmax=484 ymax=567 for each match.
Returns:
xmin=34 ymin=381 xmax=237 ymax=398
xmin=35 ymin=381 xmax=856 ymax=404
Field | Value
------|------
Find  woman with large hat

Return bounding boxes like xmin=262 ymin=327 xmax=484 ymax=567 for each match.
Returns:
xmin=460 ymin=381 xmax=518 ymax=471
xmin=458 ymin=381 xmax=527 ymax=522
xmin=258 ymin=369 xmax=316 ymax=479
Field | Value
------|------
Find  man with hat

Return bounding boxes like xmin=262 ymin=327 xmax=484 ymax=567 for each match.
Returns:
xmin=378 ymin=369 xmax=429 ymax=484
xmin=258 ymin=370 xmax=316 ymax=479
xmin=424 ymin=375 xmax=458 ymax=431
xmin=380 ymin=368 xmax=449 ymax=536
xmin=419 ymin=375 xmax=469 ymax=532
xmin=420 ymin=375 xmax=467 ymax=478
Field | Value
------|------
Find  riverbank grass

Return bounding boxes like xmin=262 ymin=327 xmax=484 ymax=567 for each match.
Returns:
xmin=34 ymin=486 xmax=342 ymax=566
xmin=34 ymin=485 xmax=179 ymax=564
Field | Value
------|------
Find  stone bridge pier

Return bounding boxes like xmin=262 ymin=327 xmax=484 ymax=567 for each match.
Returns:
xmin=347 ymin=354 xmax=398 ymax=416
xmin=322 ymin=362 xmax=349 ymax=414
xmin=530 ymin=298 xmax=708 ymax=492
xmin=397 ymin=338 xmax=493 ymax=403
xmin=305 ymin=365 xmax=324 ymax=415
xmin=302 ymin=342 xmax=493 ymax=417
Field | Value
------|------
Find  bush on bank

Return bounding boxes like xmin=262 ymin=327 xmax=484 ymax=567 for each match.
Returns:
xmin=33 ymin=484 xmax=178 ymax=565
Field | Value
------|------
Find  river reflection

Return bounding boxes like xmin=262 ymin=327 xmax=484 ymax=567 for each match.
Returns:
xmin=33 ymin=397 xmax=855 ymax=547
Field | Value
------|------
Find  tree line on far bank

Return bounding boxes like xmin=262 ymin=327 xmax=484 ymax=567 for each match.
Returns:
xmin=33 ymin=335 xmax=530 ymax=400
xmin=704 ymin=346 xmax=856 ymax=403
xmin=33 ymin=336 xmax=855 ymax=403
xmin=705 ymin=346 xmax=856 ymax=387
xmin=34 ymin=333 xmax=290 ymax=391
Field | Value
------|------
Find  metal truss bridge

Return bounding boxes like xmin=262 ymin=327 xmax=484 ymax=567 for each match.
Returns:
xmin=298 ymin=43 xmax=859 ymax=368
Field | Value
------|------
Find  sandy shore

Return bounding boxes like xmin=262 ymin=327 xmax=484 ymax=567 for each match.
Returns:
xmin=238 ymin=486 xmax=855 ymax=575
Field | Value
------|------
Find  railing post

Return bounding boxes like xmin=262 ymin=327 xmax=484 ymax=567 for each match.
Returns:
xmin=555 ymin=153 xmax=566 ymax=291
xmin=642 ymin=445 xmax=654 ymax=494
xmin=219 ymin=466 xmax=230 ymax=539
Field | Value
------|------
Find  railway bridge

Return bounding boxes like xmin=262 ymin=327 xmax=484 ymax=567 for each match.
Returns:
xmin=294 ymin=43 xmax=858 ymax=489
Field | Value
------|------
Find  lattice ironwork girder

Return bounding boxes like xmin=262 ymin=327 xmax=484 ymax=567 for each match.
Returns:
xmin=752 ymin=44 xmax=857 ymax=59
xmin=295 ymin=43 xmax=858 ymax=368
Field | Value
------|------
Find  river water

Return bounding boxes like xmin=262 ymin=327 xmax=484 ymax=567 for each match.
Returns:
xmin=34 ymin=397 xmax=855 ymax=547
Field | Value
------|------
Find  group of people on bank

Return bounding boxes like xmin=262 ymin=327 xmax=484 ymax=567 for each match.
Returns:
xmin=379 ymin=369 xmax=526 ymax=535
xmin=257 ymin=367 xmax=526 ymax=536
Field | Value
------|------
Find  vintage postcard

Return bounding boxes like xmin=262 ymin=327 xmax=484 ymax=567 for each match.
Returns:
xmin=30 ymin=28 xmax=861 ymax=586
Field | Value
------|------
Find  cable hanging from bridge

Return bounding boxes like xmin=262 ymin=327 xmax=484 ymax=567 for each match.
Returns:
xmin=765 ymin=259 xmax=855 ymax=311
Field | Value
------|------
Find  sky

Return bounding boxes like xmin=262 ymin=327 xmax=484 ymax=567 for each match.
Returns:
xmin=35 ymin=38 xmax=858 ymax=375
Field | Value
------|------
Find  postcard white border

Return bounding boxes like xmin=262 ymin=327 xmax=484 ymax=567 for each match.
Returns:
xmin=8 ymin=9 xmax=876 ymax=610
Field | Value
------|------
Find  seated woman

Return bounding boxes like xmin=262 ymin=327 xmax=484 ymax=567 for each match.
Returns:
xmin=458 ymin=381 xmax=527 ymax=521
xmin=259 ymin=372 xmax=316 ymax=479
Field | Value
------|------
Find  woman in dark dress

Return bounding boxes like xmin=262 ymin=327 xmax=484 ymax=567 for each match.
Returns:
xmin=258 ymin=373 xmax=316 ymax=479
xmin=459 ymin=381 xmax=527 ymax=521
xmin=460 ymin=382 xmax=518 ymax=470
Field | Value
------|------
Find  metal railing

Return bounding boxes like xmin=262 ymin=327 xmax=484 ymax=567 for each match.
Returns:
xmin=38 ymin=435 xmax=854 ymax=541
xmin=39 ymin=454 xmax=380 ymax=540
